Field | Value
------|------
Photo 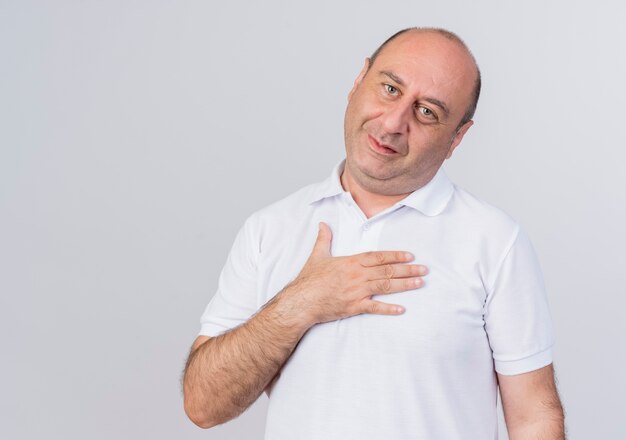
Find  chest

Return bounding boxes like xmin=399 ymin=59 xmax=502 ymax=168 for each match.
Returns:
xmin=258 ymin=208 xmax=490 ymax=361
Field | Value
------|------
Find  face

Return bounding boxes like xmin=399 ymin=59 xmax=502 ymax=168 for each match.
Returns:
xmin=343 ymin=30 xmax=477 ymax=195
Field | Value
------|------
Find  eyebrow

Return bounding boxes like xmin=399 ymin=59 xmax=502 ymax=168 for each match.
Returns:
xmin=380 ymin=70 xmax=451 ymax=117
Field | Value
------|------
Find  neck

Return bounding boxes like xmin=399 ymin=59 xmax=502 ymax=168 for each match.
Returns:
xmin=340 ymin=167 xmax=411 ymax=219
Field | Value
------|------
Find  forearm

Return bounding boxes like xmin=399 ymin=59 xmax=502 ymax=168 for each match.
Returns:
xmin=507 ymin=408 xmax=565 ymax=440
xmin=499 ymin=363 xmax=566 ymax=440
xmin=183 ymin=289 xmax=311 ymax=428
xmin=509 ymin=420 xmax=565 ymax=440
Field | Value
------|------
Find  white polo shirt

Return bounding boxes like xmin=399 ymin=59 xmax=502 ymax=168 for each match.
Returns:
xmin=199 ymin=159 xmax=554 ymax=440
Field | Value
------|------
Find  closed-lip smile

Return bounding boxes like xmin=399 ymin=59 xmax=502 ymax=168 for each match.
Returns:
xmin=368 ymin=134 xmax=400 ymax=155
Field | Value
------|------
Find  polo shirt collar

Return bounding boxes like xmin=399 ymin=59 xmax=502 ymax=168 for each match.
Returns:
xmin=309 ymin=159 xmax=455 ymax=217
xmin=308 ymin=160 xmax=346 ymax=204
xmin=397 ymin=166 xmax=455 ymax=216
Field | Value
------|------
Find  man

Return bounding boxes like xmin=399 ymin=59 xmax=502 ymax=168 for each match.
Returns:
xmin=183 ymin=28 xmax=565 ymax=439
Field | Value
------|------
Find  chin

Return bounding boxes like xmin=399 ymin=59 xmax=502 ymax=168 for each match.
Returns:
xmin=359 ymin=176 xmax=407 ymax=196
xmin=351 ymin=152 xmax=398 ymax=180
xmin=349 ymin=159 xmax=394 ymax=190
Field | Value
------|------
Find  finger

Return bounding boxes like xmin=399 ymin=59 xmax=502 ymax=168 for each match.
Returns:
xmin=367 ymin=277 xmax=424 ymax=295
xmin=370 ymin=263 xmax=429 ymax=281
xmin=359 ymin=299 xmax=405 ymax=315
xmin=358 ymin=250 xmax=414 ymax=267
xmin=311 ymin=222 xmax=333 ymax=257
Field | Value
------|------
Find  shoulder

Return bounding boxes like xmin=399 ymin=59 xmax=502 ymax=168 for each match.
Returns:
xmin=446 ymin=185 xmax=540 ymax=290
xmin=446 ymin=184 xmax=523 ymax=254
xmin=262 ymin=181 xmax=321 ymax=215
xmin=238 ymin=179 xmax=323 ymax=242
xmin=450 ymin=184 xmax=520 ymax=231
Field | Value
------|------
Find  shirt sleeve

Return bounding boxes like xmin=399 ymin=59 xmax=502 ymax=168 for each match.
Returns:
xmin=483 ymin=225 xmax=555 ymax=375
xmin=198 ymin=215 xmax=260 ymax=337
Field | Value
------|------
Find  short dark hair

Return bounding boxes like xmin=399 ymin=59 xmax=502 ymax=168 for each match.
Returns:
xmin=367 ymin=27 xmax=481 ymax=128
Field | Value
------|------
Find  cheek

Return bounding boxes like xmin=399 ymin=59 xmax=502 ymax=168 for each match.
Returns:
xmin=406 ymin=130 xmax=452 ymax=159
xmin=344 ymin=100 xmax=361 ymax=134
xmin=346 ymin=91 xmax=385 ymax=126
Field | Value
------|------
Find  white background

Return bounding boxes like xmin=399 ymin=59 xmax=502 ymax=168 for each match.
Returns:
xmin=1 ymin=1 xmax=625 ymax=438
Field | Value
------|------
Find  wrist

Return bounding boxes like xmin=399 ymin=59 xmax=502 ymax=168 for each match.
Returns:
xmin=265 ymin=283 xmax=317 ymax=335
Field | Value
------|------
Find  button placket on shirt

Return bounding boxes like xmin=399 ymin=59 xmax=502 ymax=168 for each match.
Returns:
xmin=341 ymin=193 xmax=405 ymax=253
xmin=359 ymin=219 xmax=382 ymax=252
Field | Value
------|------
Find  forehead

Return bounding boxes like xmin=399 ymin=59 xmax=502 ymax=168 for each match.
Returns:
xmin=370 ymin=31 xmax=476 ymax=113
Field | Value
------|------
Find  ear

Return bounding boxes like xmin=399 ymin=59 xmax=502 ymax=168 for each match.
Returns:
xmin=445 ymin=120 xmax=473 ymax=159
xmin=348 ymin=58 xmax=370 ymax=101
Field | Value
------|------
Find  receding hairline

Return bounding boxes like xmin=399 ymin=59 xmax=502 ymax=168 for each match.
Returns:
xmin=368 ymin=27 xmax=478 ymax=72
xmin=367 ymin=27 xmax=482 ymax=127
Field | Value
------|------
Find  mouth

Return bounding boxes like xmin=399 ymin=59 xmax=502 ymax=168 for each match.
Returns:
xmin=367 ymin=135 xmax=400 ymax=156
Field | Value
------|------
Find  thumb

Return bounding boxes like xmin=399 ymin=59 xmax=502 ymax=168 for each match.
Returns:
xmin=312 ymin=221 xmax=333 ymax=257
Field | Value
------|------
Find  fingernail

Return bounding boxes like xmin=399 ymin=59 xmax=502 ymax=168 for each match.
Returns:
xmin=405 ymin=252 xmax=413 ymax=260
xmin=395 ymin=306 xmax=405 ymax=314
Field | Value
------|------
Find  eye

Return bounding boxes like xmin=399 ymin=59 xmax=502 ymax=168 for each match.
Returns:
xmin=384 ymin=84 xmax=399 ymax=95
xmin=417 ymin=105 xmax=437 ymax=121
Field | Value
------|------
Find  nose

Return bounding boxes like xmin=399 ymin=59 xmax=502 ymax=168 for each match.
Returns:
xmin=379 ymin=100 xmax=412 ymax=135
